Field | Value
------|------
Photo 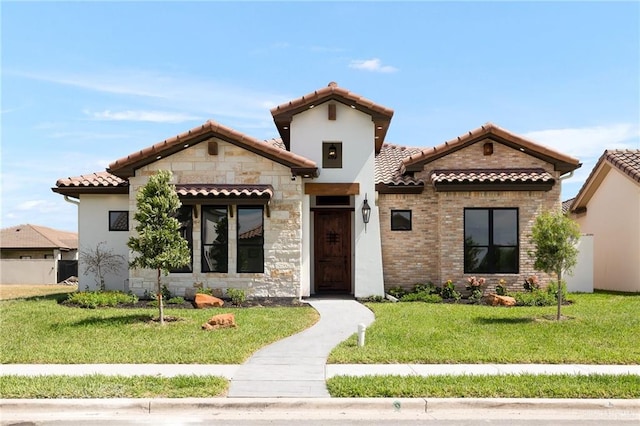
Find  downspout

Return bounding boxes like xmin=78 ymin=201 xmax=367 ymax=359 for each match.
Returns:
xmin=64 ymin=195 xmax=80 ymax=206
xmin=559 ymin=170 xmax=574 ymax=181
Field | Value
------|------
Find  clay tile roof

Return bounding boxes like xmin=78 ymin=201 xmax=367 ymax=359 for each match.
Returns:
xmin=1 ymin=224 xmax=77 ymax=250
xmin=271 ymin=82 xmax=394 ymax=153
xmin=402 ymin=122 xmax=581 ymax=175
xmin=52 ymin=171 xmax=129 ymax=198
xmin=239 ymin=224 xmax=263 ymax=240
xmin=431 ymin=168 xmax=555 ymax=184
xmin=570 ymin=149 xmax=640 ymax=212
xmin=375 ymin=143 xmax=425 ymax=186
xmin=175 ymin=184 xmax=274 ymax=199
xmin=562 ymin=198 xmax=575 ymax=214
xmin=107 ymin=120 xmax=317 ymax=179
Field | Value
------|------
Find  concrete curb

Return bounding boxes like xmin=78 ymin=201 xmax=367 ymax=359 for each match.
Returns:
xmin=2 ymin=397 xmax=639 ymax=415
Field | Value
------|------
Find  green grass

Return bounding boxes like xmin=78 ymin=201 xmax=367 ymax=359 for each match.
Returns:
xmin=330 ymin=292 xmax=640 ymax=364
xmin=0 ymin=375 xmax=227 ymax=398
xmin=0 ymin=297 xmax=318 ymax=364
xmin=327 ymin=374 xmax=640 ymax=398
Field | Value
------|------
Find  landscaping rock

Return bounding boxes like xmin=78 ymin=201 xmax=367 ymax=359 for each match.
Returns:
xmin=484 ymin=293 xmax=516 ymax=306
xmin=194 ymin=293 xmax=224 ymax=308
xmin=202 ymin=313 xmax=237 ymax=330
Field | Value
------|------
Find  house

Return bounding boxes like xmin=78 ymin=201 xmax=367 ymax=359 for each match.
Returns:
xmin=53 ymin=82 xmax=581 ymax=298
xmin=0 ymin=224 xmax=78 ymax=285
xmin=569 ymin=149 xmax=640 ymax=293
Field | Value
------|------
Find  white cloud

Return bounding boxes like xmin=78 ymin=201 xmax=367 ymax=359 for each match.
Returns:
xmin=523 ymin=123 xmax=640 ymax=197
xmin=84 ymin=109 xmax=202 ymax=123
xmin=349 ymin=58 xmax=398 ymax=73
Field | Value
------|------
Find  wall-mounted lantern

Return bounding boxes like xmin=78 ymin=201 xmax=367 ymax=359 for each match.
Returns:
xmin=327 ymin=143 xmax=338 ymax=160
xmin=362 ymin=194 xmax=371 ymax=231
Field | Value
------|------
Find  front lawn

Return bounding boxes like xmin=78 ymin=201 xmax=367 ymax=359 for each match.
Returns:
xmin=0 ymin=297 xmax=318 ymax=364
xmin=329 ymin=292 xmax=640 ymax=364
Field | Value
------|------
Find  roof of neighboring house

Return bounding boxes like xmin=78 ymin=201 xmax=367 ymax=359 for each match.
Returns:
xmin=402 ymin=122 xmax=581 ymax=175
xmin=106 ymin=120 xmax=318 ymax=179
xmin=562 ymin=197 xmax=575 ymax=214
xmin=271 ymin=82 xmax=394 ymax=153
xmin=570 ymin=149 xmax=640 ymax=213
xmin=1 ymin=224 xmax=77 ymax=250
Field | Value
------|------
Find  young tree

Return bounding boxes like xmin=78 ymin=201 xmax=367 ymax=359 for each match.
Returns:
xmin=529 ymin=210 xmax=581 ymax=320
xmin=127 ymin=170 xmax=190 ymax=325
xmin=80 ymin=241 xmax=126 ymax=291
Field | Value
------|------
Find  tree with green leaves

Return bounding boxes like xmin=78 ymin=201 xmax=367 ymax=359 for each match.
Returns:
xmin=127 ymin=170 xmax=191 ymax=325
xmin=529 ymin=210 xmax=581 ymax=320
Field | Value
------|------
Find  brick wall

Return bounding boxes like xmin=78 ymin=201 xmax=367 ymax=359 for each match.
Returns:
xmin=127 ymin=137 xmax=303 ymax=299
xmin=379 ymin=140 xmax=560 ymax=293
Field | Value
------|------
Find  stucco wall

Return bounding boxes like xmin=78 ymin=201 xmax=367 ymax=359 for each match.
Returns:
xmin=127 ymin=138 xmax=303 ymax=298
xmin=574 ymin=170 xmax=640 ymax=292
xmin=78 ymin=194 xmax=130 ymax=291
xmin=379 ymin=140 xmax=560 ymax=293
xmin=291 ymin=102 xmax=384 ymax=297
xmin=0 ymin=259 xmax=57 ymax=284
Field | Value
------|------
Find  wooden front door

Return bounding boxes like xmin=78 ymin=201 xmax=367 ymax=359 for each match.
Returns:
xmin=314 ymin=210 xmax=352 ymax=293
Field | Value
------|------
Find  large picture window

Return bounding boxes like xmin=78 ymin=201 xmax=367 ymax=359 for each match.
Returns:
xmin=237 ymin=206 xmax=264 ymax=273
xmin=464 ymin=208 xmax=519 ymax=273
xmin=202 ymin=206 xmax=228 ymax=273
xmin=171 ymin=206 xmax=193 ymax=273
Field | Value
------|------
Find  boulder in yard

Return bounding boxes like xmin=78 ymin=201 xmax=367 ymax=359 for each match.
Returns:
xmin=202 ymin=313 xmax=237 ymax=330
xmin=194 ymin=293 xmax=224 ymax=309
xmin=484 ymin=293 xmax=516 ymax=306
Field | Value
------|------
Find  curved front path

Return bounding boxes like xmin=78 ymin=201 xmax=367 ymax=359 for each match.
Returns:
xmin=227 ymin=298 xmax=375 ymax=398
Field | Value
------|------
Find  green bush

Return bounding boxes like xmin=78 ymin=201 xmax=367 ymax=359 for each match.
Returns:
xmin=387 ymin=286 xmax=406 ymax=299
xmin=196 ymin=287 xmax=213 ymax=295
xmin=166 ymin=297 xmax=185 ymax=305
xmin=400 ymin=292 xmax=442 ymax=303
xmin=66 ymin=291 xmax=138 ymax=309
xmin=512 ymin=289 xmax=556 ymax=306
xmin=226 ymin=288 xmax=246 ymax=306
xmin=161 ymin=284 xmax=172 ymax=301
xmin=439 ymin=280 xmax=461 ymax=301
xmin=413 ymin=282 xmax=438 ymax=294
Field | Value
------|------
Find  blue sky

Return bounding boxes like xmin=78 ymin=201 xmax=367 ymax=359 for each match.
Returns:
xmin=2 ymin=1 xmax=639 ymax=232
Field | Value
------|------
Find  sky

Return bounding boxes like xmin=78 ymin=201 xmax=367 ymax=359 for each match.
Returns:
xmin=2 ymin=1 xmax=639 ymax=233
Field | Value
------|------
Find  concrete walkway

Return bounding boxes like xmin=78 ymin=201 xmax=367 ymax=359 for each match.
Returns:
xmin=227 ymin=298 xmax=375 ymax=398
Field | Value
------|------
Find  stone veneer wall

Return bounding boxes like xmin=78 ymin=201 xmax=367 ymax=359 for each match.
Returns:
xmin=126 ymin=137 xmax=303 ymax=299
xmin=379 ymin=140 xmax=561 ymax=294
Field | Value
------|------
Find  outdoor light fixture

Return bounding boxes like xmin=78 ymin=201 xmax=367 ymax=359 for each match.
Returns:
xmin=327 ymin=144 xmax=338 ymax=160
xmin=362 ymin=194 xmax=371 ymax=231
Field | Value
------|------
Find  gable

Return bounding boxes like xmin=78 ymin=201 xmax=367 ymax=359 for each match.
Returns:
xmin=107 ymin=120 xmax=318 ymax=179
xmin=402 ymin=123 xmax=581 ymax=175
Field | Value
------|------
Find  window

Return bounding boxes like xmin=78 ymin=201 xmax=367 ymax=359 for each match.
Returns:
xmin=322 ymin=142 xmax=342 ymax=169
xmin=464 ymin=208 xmax=518 ymax=273
xmin=391 ymin=210 xmax=412 ymax=231
xmin=109 ymin=211 xmax=129 ymax=231
xmin=237 ymin=206 xmax=264 ymax=273
xmin=171 ymin=206 xmax=193 ymax=273
xmin=202 ymin=206 xmax=228 ymax=273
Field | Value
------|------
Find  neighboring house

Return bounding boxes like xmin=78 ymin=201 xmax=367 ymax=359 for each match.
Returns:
xmin=569 ymin=149 xmax=640 ymax=293
xmin=0 ymin=224 xmax=78 ymax=284
xmin=53 ymin=82 xmax=581 ymax=298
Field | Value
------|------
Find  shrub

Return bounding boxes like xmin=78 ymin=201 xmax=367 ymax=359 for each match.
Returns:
xmin=400 ymin=292 xmax=443 ymax=303
xmin=495 ymin=279 xmax=507 ymax=296
xmin=512 ymin=289 xmax=556 ymax=307
xmin=524 ymin=275 xmax=540 ymax=292
xmin=387 ymin=286 xmax=406 ymax=299
xmin=161 ymin=284 xmax=172 ymax=301
xmin=439 ymin=280 xmax=461 ymax=301
xmin=465 ymin=276 xmax=485 ymax=303
xmin=226 ymin=288 xmax=246 ymax=306
xmin=166 ymin=297 xmax=185 ymax=305
xmin=66 ymin=291 xmax=138 ymax=309
xmin=196 ymin=287 xmax=213 ymax=296
xmin=413 ymin=282 xmax=438 ymax=294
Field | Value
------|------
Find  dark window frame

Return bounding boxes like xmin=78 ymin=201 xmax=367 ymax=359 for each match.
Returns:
xmin=171 ymin=205 xmax=193 ymax=273
xmin=322 ymin=141 xmax=343 ymax=169
xmin=201 ymin=206 xmax=229 ymax=273
xmin=391 ymin=210 xmax=412 ymax=231
xmin=464 ymin=208 xmax=519 ymax=274
xmin=108 ymin=211 xmax=129 ymax=231
xmin=237 ymin=206 xmax=264 ymax=273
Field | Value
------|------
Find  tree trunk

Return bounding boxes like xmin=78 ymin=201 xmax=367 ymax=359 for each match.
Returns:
xmin=556 ymin=269 xmax=563 ymax=321
xmin=157 ymin=268 xmax=164 ymax=325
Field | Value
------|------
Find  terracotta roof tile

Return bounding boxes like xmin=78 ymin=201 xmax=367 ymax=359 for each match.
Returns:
xmin=239 ymin=225 xmax=263 ymax=240
xmin=1 ymin=224 xmax=77 ymax=250
xmin=431 ymin=168 xmax=555 ymax=184
xmin=562 ymin=198 xmax=575 ymax=214
xmin=55 ymin=171 xmax=127 ymax=188
xmin=375 ymin=143 xmax=424 ymax=186
xmin=605 ymin=149 xmax=640 ymax=183
xmin=402 ymin=123 xmax=581 ymax=175
xmin=570 ymin=149 xmax=640 ymax=212
xmin=107 ymin=120 xmax=317 ymax=178
xmin=175 ymin=184 xmax=274 ymax=199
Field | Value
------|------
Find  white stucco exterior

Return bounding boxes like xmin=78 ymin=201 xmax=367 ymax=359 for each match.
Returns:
xmin=574 ymin=169 xmax=640 ymax=292
xmin=77 ymin=194 xmax=130 ymax=291
xmin=291 ymin=102 xmax=385 ymax=297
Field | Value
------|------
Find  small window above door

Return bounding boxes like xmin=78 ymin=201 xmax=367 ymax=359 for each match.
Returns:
xmin=323 ymin=142 xmax=342 ymax=169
